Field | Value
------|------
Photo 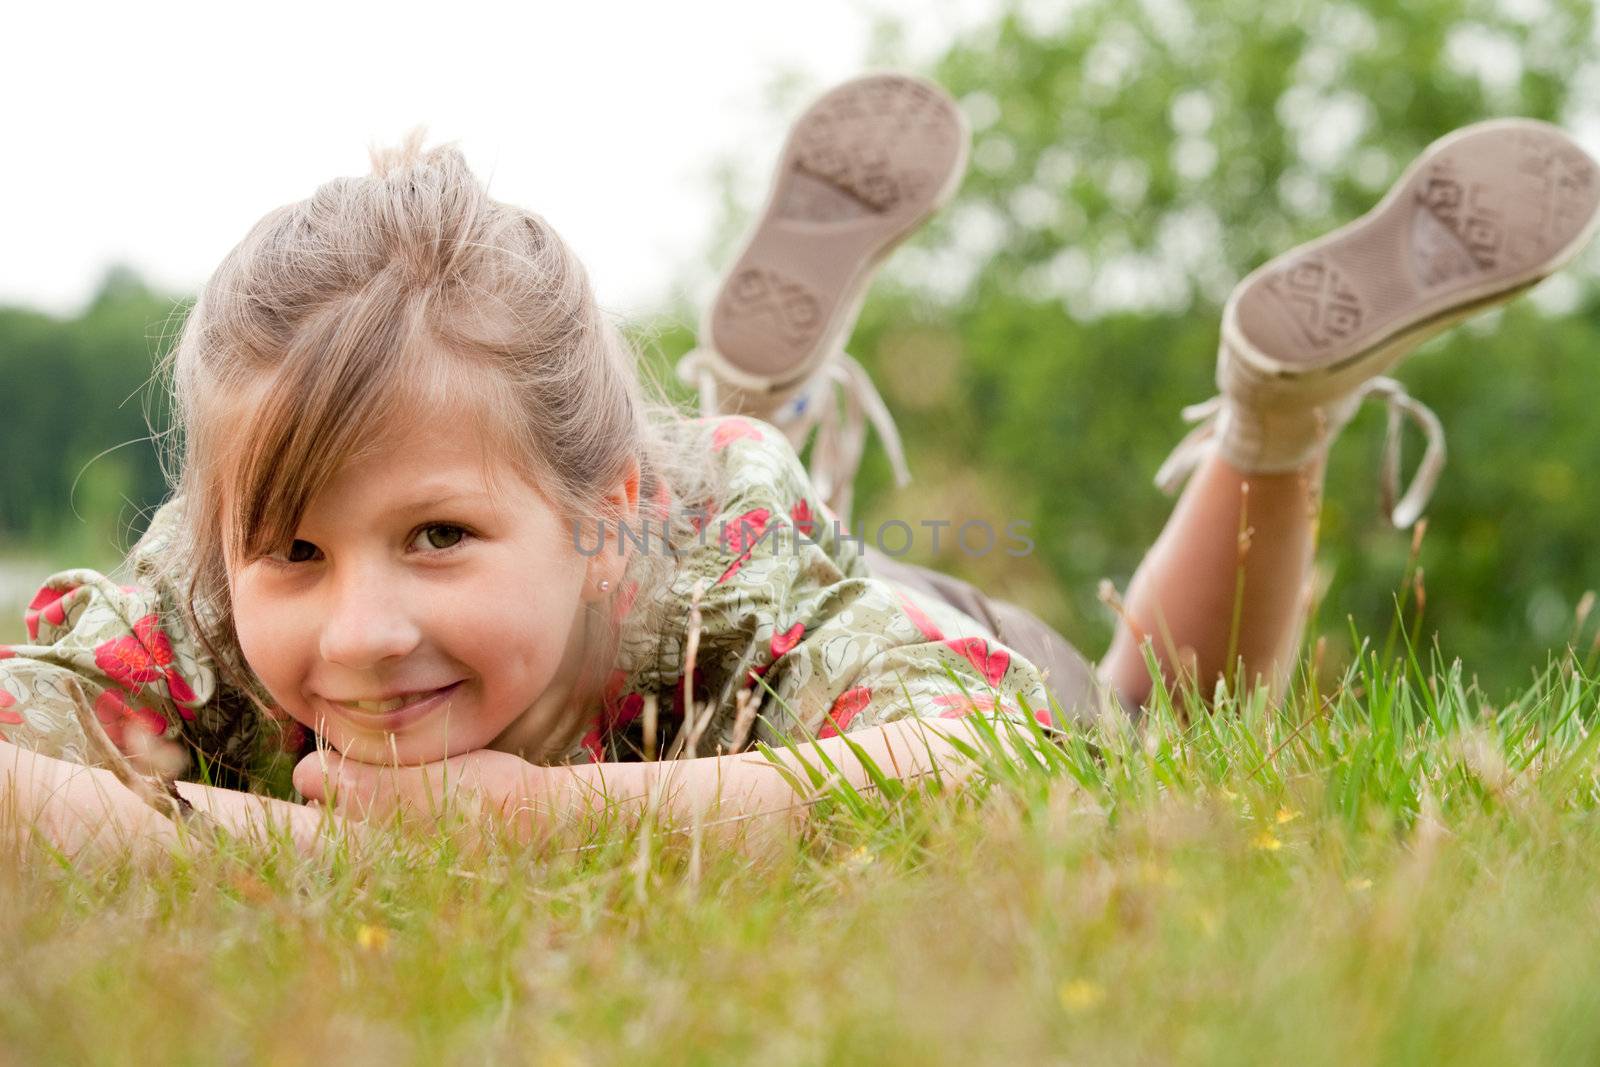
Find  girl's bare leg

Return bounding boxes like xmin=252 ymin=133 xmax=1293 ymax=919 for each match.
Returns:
xmin=1098 ymin=123 xmax=1600 ymax=713
xmin=1099 ymin=452 xmax=1323 ymax=711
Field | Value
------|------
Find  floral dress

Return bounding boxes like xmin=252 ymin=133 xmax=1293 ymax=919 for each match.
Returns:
xmin=0 ymin=414 xmax=1069 ymax=797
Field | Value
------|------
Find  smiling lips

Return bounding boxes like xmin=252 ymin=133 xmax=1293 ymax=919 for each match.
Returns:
xmin=327 ymin=682 xmax=462 ymax=727
xmin=340 ymin=692 xmax=436 ymax=714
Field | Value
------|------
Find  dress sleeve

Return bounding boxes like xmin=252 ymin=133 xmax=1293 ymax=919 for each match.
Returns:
xmin=0 ymin=498 xmax=299 ymax=791
xmin=0 ymin=567 xmax=208 ymax=768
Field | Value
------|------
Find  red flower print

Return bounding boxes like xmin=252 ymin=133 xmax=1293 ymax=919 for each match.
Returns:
xmin=688 ymin=501 xmax=716 ymax=536
xmin=93 ymin=686 xmax=167 ymax=747
xmin=92 ymin=614 xmax=198 ymax=719
xmin=771 ymin=622 xmax=805 ymax=658
xmin=932 ymin=692 xmax=1051 ymax=727
xmin=277 ymin=721 xmax=309 ymax=756
xmin=720 ymin=507 xmax=773 ymax=555
xmin=716 ymin=507 xmax=773 ymax=585
xmin=94 ymin=686 xmax=128 ymax=724
xmin=608 ymin=692 xmax=645 ymax=733
xmin=94 ymin=635 xmax=163 ymax=688
xmin=897 ymin=593 xmax=945 ymax=642
xmin=580 ymin=717 xmax=605 ymax=762
xmin=747 ymin=621 xmax=807 ymax=689
xmin=602 ymin=668 xmax=628 ymax=705
xmin=711 ymin=418 xmax=763 ymax=451
xmin=24 ymin=583 xmax=74 ymax=642
xmin=790 ymin=498 xmax=817 ymax=539
xmin=0 ymin=689 xmax=22 ymax=726
xmin=818 ymin=686 xmax=872 ymax=738
xmin=585 ymin=682 xmax=649 ymax=760
xmin=0 ymin=646 xmax=14 ymax=660
xmin=944 ymin=637 xmax=1010 ymax=687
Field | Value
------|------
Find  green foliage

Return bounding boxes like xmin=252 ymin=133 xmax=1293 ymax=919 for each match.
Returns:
xmin=0 ymin=265 xmax=178 ymax=563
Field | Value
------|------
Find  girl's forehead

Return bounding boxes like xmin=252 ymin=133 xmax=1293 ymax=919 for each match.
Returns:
xmin=343 ymin=410 xmax=520 ymax=490
xmin=214 ymin=361 xmax=544 ymax=548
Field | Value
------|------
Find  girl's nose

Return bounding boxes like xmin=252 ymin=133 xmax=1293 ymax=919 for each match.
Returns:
xmin=317 ymin=567 xmax=423 ymax=669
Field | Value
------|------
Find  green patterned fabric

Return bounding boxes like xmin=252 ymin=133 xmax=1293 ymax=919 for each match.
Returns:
xmin=0 ymin=415 xmax=1066 ymax=794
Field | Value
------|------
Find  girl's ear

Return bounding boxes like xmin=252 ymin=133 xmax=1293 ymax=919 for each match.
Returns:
xmin=582 ymin=459 xmax=642 ymax=602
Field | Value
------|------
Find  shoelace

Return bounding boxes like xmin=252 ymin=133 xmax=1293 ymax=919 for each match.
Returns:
xmin=1152 ymin=376 xmax=1447 ymax=530
xmin=676 ymin=348 xmax=912 ymax=526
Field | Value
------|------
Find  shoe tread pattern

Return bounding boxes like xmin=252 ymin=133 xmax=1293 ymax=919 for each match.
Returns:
xmin=720 ymin=267 xmax=823 ymax=347
xmin=708 ymin=73 xmax=969 ymax=381
xmin=782 ymin=75 xmax=962 ymax=221
xmin=1236 ymin=121 xmax=1600 ymax=370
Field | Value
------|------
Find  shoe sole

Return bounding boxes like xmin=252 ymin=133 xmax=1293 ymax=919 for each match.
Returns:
xmin=702 ymin=72 xmax=970 ymax=393
xmin=1224 ymin=119 xmax=1600 ymax=394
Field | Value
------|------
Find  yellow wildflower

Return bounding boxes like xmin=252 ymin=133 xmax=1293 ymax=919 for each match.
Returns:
xmin=356 ymin=924 xmax=391 ymax=953
xmin=1059 ymin=979 xmax=1106 ymax=1013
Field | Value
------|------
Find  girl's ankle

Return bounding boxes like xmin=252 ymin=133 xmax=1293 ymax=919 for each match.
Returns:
xmin=1211 ymin=393 xmax=1355 ymax=475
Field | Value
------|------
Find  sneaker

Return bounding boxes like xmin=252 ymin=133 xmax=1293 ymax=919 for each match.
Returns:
xmin=1156 ymin=118 xmax=1600 ymax=527
xmin=677 ymin=71 xmax=971 ymax=522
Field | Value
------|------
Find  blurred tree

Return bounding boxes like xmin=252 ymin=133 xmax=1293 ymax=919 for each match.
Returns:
xmin=0 ymin=264 xmax=177 ymax=564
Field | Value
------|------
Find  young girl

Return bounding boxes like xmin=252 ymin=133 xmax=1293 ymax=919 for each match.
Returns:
xmin=3 ymin=73 xmax=1597 ymax=854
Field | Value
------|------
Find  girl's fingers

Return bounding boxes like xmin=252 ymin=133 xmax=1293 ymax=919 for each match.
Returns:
xmin=290 ymin=748 xmax=529 ymax=825
xmin=291 ymin=748 xmax=375 ymax=810
xmin=292 ymin=749 xmax=438 ymax=820
xmin=293 ymin=749 xmax=383 ymax=815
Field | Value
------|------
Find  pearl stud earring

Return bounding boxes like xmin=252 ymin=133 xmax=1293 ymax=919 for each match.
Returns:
xmin=598 ymin=579 xmax=612 ymax=592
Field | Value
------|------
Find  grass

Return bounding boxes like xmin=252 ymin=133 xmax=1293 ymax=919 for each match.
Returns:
xmin=9 ymin=631 xmax=1600 ymax=1065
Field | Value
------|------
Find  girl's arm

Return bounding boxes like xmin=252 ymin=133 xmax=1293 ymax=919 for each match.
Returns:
xmin=2 ymin=738 xmax=330 ymax=860
xmin=293 ymin=716 xmax=1032 ymax=846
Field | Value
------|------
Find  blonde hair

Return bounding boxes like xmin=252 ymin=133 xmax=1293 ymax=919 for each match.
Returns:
xmin=148 ymin=129 xmax=718 ymax=771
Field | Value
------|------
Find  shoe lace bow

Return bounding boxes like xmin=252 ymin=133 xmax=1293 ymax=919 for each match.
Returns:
xmin=1152 ymin=377 xmax=1447 ymax=530
xmin=677 ymin=348 xmax=912 ymax=526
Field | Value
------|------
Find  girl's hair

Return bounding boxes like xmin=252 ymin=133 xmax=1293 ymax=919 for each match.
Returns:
xmin=147 ymin=128 xmax=718 ymax=768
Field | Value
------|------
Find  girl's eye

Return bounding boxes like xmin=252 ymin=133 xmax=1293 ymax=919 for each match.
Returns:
xmin=263 ymin=527 xmax=469 ymax=566
xmin=412 ymin=524 xmax=469 ymax=553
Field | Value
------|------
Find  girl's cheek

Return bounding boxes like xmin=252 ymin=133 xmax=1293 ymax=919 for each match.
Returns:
xmin=231 ymin=583 xmax=292 ymax=688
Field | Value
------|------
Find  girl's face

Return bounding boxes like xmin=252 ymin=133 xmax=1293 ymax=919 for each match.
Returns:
xmin=227 ymin=413 xmax=616 ymax=765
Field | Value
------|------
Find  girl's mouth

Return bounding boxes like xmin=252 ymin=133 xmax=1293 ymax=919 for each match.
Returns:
xmin=328 ymin=682 xmax=463 ymax=730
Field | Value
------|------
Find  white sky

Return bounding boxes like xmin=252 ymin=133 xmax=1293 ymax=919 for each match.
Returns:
xmin=4 ymin=0 xmax=991 ymax=322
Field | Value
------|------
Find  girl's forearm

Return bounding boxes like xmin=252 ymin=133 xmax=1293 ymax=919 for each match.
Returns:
xmin=2 ymin=738 xmax=180 ymax=857
xmin=172 ymin=778 xmax=331 ymax=851
xmin=2 ymin=738 xmax=327 ymax=859
xmin=518 ymin=717 xmax=1003 ymax=844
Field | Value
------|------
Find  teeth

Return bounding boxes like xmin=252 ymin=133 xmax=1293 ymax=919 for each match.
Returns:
xmin=346 ymin=692 xmax=429 ymax=714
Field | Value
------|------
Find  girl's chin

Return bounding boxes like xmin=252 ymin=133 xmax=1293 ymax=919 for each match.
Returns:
xmin=323 ymin=725 xmax=472 ymax=766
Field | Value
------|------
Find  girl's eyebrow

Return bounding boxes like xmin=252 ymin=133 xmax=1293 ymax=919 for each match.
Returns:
xmin=379 ymin=489 xmax=490 ymax=519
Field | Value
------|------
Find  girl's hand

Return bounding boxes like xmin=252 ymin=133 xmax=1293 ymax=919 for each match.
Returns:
xmin=291 ymin=747 xmax=543 ymax=831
